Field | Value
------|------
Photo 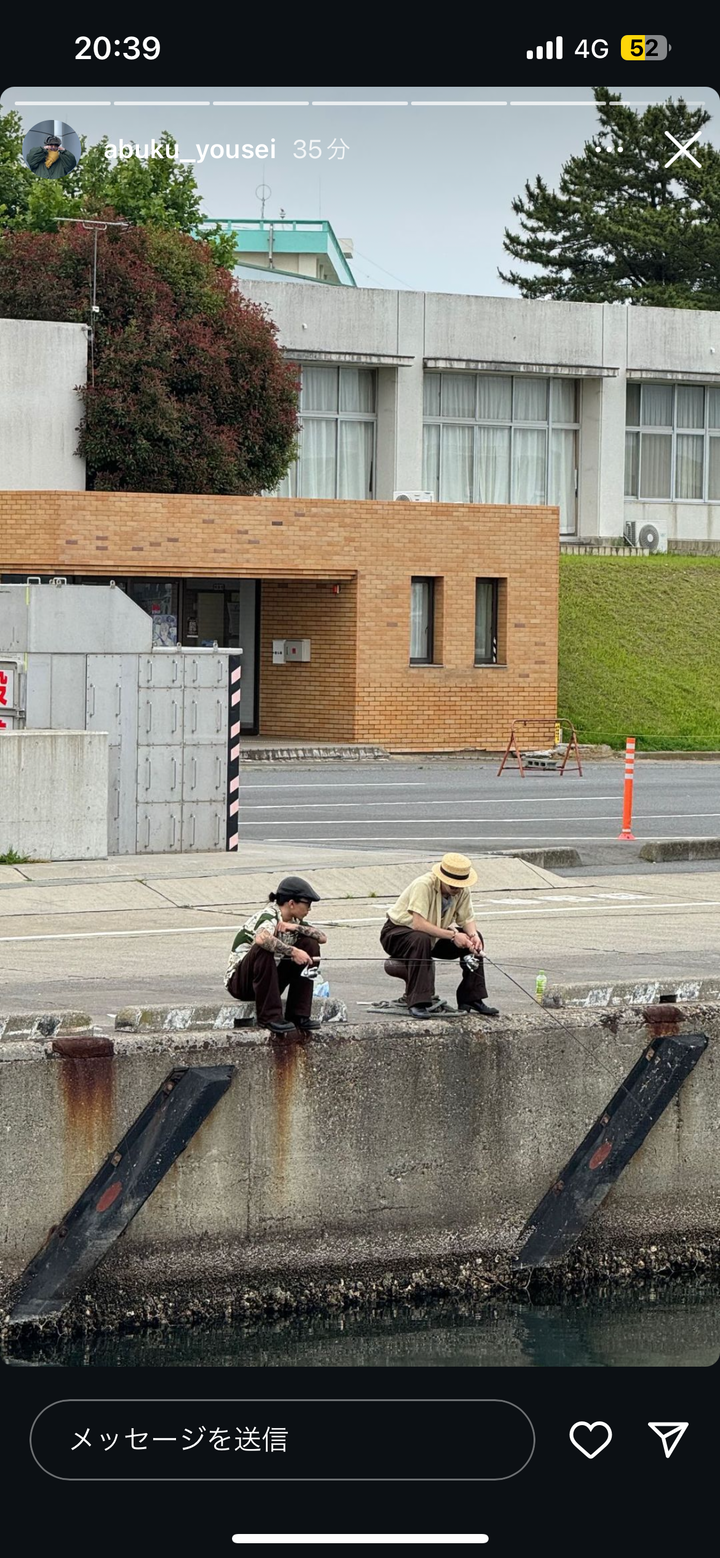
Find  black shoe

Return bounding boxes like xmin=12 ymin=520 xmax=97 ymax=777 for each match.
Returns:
xmin=408 ymin=1005 xmax=438 ymax=1019
xmin=459 ymin=1001 xmax=500 ymax=1017
xmin=266 ymin=1020 xmax=297 ymax=1035
xmin=295 ymin=1017 xmax=322 ymax=1032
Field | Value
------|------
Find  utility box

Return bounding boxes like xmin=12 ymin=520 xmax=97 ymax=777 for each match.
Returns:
xmin=0 ymin=583 xmax=240 ymax=855
xmin=284 ymin=639 xmax=311 ymax=663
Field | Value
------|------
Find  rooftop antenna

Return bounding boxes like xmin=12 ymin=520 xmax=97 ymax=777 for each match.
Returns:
xmin=54 ymin=217 xmax=129 ymax=387
xmin=256 ymin=182 xmax=271 ymax=220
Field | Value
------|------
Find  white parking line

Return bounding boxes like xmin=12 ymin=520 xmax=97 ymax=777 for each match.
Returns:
xmin=242 ymin=834 xmax=719 ymax=843
xmin=240 ymin=796 xmax=620 ymax=810
xmin=239 ymin=816 xmax=628 ymax=826
xmin=238 ymin=822 xmax=720 ymax=835
xmin=240 ymin=782 xmax=427 ymax=789
xmin=0 ymin=897 xmax=718 ymax=944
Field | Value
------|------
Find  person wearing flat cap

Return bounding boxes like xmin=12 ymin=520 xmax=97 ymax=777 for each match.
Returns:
xmin=25 ymin=134 xmax=77 ymax=178
xmin=225 ymin=875 xmax=327 ymax=1034
xmin=380 ymin=852 xmax=498 ymax=1019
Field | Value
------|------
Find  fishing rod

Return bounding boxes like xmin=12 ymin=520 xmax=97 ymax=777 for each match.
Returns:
xmin=299 ymin=946 xmax=665 ymax=1128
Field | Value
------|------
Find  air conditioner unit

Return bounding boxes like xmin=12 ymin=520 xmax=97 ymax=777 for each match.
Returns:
xmin=637 ymin=523 xmax=668 ymax=554
xmin=393 ymin=490 xmax=434 ymax=502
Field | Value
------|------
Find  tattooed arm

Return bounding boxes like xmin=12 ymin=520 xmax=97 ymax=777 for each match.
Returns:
xmin=300 ymin=922 xmax=327 ymax=944
xmin=254 ymin=925 xmax=315 ymax=964
xmin=255 ymin=926 xmax=295 ymax=956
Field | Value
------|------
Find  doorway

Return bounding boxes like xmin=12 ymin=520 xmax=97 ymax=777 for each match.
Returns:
xmin=181 ymin=578 xmax=260 ymax=732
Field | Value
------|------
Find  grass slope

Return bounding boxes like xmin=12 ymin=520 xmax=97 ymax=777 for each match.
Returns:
xmin=558 ymin=554 xmax=720 ymax=749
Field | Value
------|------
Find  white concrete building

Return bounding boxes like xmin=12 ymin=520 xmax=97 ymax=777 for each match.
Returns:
xmin=241 ymin=280 xmax=720 ymax=549
xmin=3 ymin=296 xmax=720 ymax=548
xmin=0 ymin=319 xmax=86 ymax=490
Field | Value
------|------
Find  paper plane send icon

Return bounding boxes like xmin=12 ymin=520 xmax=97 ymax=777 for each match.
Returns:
xmin=648 ymin=1422 xmax=689 ymax=1458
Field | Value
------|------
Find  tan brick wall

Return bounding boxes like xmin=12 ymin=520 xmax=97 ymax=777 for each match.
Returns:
xmin=260 ymin=580 xmax=358 ymax=741
xmin=0 ymin=492 xmax=559 ymax=750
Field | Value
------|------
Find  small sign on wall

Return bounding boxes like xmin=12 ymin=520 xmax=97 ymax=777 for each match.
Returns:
xmin=272 ymin=640 xmax=286 ymax=665
xmin=0 ymin=663 xmax=17 ymax=729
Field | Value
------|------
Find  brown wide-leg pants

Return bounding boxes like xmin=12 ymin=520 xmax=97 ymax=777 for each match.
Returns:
xmin=229 ymin=932 xmax=321 ymax=1025
xmin=380 ymin=918 xmax=488 ymax=1007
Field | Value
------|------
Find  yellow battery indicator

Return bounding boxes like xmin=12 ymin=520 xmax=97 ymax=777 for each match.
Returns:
xmin=621 ymin=34 xmax=669 ymax=59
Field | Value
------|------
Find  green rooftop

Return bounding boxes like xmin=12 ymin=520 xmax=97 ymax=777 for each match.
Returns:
xmin=198 ymin=218 xmax=356 ymax=286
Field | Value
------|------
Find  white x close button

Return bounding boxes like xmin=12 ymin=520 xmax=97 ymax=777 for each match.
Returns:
xmin=664 ymin=130 xmax=702 ymax=168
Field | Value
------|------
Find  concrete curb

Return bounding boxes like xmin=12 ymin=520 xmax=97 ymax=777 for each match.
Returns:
xmin=242 ymin=745 xmax=389 ymax=762
xmin=544 ymin=977 xmax=720 ymax=1008
xmin=639 ymin=838 xmax=720 ymax=862
xmin=0 ymin=1010 xmax=93 ymax=1041
xmin=240 ymin=746 xmax=720 ymax=763
xmin=115 ymin=997 xmax=348 ymax=1032
xmin=502 ymin=847 xmax=582 ymax=869
xmin=631 ymin=752 xmax=720 ymax=761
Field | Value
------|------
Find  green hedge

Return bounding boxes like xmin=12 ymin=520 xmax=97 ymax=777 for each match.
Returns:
xmin=558 ymin=554 xmax=720 ymax=750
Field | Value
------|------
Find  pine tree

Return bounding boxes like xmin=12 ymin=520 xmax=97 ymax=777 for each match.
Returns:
xmin=500 ymin=87 xmax=720 ymax=307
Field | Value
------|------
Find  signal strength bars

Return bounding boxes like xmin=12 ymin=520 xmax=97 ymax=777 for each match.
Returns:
xmin=527 ymin=36 xmax=563 ymax=58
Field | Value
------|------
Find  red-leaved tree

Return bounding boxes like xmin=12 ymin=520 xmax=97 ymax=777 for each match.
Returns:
xmin=0 ymin=218 xmax=299 ymax=493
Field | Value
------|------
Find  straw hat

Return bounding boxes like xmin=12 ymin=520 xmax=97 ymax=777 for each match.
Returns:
xmin=431 ymin=852 xmax=477 ymax=888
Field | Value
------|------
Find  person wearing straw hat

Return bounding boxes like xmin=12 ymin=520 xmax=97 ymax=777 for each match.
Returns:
xmin=380 ymin=852 xmax=499 ymax=1019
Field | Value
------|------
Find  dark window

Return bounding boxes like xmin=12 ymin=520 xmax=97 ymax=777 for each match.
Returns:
xmin=410 ymin=577 xmax=435 ymax=664
xmin=475 ymin=578 xmax=499 ymax=664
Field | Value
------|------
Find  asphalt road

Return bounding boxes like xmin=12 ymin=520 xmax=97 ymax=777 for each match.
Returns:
xmin=238 ymin=758 xmax=720 ymax=868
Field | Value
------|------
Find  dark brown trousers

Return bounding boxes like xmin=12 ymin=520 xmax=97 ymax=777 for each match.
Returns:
xmin=380 ymin=918 xmax=488 ymax=1007
xmin=228 ymin=932 xmax=320 ymax=1025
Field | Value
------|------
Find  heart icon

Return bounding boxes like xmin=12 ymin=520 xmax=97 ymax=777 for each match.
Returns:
xmin=569 ymin=1421 xmax=613 ymax=1459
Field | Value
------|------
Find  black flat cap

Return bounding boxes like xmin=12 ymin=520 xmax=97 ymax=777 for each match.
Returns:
xmin=277 ymin=875 xmax=321 ymax=902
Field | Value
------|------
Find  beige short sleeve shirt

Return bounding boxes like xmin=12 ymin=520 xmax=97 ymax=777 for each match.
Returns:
xmin=387 ymin=871 xmax=474 ymax=929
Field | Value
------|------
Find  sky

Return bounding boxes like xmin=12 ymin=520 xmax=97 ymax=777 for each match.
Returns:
xmin=3 ymin=84 xmax=717 ymax=295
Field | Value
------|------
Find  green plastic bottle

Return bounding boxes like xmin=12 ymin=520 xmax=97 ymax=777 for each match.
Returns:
xmin=535 ymin=971 xmax=548 ymax=1002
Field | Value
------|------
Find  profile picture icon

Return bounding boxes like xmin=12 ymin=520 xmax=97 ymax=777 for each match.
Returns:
xmin=23 ymin=119 xmax=81 ymax=179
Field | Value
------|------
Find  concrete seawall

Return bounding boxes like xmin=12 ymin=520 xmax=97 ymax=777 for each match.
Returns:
xmin=2 ymin=1006 xmax=719 ymax=1329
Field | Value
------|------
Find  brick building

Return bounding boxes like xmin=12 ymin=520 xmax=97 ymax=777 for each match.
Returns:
xmin=0 ymin=491 xmax=558 ymax=750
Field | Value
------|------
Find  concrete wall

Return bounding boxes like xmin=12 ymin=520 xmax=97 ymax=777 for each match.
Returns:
xmin=0 ymin=729 xmax=108 ymax=859
xmin=1 ymin=1007 xmax=718 ymax=1307
xmin=0 ymin=320 xmax=86 ymax=491
xmin=0 ymin=581 xmax=153 ymax=655
xmin=241 ymin=280 xmax=720 ymax=545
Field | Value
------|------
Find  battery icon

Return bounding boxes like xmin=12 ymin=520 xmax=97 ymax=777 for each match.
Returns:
xmin=621 ymin=35 xmax=669 ymax=59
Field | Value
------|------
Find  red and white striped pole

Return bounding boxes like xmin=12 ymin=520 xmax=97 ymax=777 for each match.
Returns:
xmin=618 ymin=736 xmax=636 ymax=840
xmin=226 ymin=655 xmax=242 ymax=852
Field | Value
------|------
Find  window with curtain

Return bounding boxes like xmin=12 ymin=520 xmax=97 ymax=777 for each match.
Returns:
xmin=410 ymin=578 xmax=435 ymax=664
xmin=272 ymin=364 xmax=376 ymax=499
xmin=625 ymin=381 xmax=720 ymax=501
xmin=475 ymin=579 xmax=499 ymax=664
xmin=422 ymin=372 xmax=579 ymax=531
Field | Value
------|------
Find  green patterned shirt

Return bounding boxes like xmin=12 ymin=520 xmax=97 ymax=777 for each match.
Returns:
xmin=225 ymin=904 xmax=301 ymax=986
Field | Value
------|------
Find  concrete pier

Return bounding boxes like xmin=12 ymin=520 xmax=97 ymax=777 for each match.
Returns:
xmin=1 ymin=1003 xmax=718 ymax=1331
